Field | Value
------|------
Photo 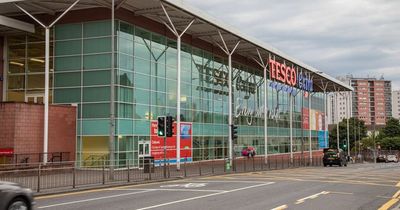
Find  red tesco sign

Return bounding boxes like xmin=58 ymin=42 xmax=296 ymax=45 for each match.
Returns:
xmin=269 ymin=59 xmax=297 ymax=87
xmin=0 ymin=148 xmax=14 ymax=156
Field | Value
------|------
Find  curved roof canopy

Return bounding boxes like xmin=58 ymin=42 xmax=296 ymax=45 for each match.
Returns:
xmin=0 ymin=0 xmax=353 ymax=92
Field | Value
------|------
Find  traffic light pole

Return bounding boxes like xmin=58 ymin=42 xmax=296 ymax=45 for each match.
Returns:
xmin=163 ymin=135 xmax=167 ymax=178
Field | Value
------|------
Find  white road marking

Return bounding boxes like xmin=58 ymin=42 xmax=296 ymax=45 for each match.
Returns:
xmin=109 ymin=188 xmax=227 ymax=193
xmin=295 ymin=191 xmax=330 ymax=204
xmin=37 ymin=190 xmax=155 ymax=209
xmin=160 ymin=183 xmax=207 ymax=188
xmin=270 ymin=204 xmax=288 ymax=210
xmin=136 ymin=182 xmax=274 ymax=210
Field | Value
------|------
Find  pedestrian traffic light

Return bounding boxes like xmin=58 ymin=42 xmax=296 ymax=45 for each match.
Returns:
xmin=343 ymin=140 xmax=347 ymax=148
xmin=157 ymin=116 xmax=166 ymax=137
xmin=231 ymin=124 xmax=238 ymax=142
xmin=166 ymin=116 xmax=174 ymax=137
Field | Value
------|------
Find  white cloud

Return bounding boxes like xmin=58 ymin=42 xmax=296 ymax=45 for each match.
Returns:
xmin=184 ymin=0 xmax=400 ymax=88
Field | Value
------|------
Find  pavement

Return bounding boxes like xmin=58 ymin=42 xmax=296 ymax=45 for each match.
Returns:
xmin=34 ymin=162 xmax=400 ymax=210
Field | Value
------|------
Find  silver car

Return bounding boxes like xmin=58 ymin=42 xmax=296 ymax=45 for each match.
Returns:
xmin=0 ymin=181 xmax=35 ymax=210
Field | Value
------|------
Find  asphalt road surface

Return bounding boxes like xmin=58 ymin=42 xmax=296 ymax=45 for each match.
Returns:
xmin=34 ymin=163 xmax=400 ymax=210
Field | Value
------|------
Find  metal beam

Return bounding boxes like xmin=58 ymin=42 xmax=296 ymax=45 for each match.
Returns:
xmin=22 ymin=2 xmax=55 ymax=15
xmin=0 ymin=15 xmax=35 ymax=33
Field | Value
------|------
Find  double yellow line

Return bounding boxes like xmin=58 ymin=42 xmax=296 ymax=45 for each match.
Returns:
xmin=378 ymin=181 xmax=400 ymax=210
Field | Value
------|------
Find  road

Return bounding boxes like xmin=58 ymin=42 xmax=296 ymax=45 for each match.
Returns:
xmin=34 ymin=163 xmax=400 ymax=210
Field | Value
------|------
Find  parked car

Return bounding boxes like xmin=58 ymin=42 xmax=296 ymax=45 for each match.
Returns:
xmin=323 ymin=148 xmax=347 ymax=167
xmin=386 ymin=155 xmax=398 ymax=163
xmin=0 ymin=181 xmax=35 ymax=210
xmin=376 ymin=155 xmax=387 ymax=163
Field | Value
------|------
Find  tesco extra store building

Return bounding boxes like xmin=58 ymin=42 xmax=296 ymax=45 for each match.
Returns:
xmin=0 ymin=0 xmax=352 ymax=167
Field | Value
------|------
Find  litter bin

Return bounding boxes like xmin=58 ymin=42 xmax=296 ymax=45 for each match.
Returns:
xmin=144 ymin=156 xmax=154 ymax=173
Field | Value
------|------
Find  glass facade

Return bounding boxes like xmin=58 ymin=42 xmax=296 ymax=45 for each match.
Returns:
xmin=5 ymin=19 xmax=327 ymax=166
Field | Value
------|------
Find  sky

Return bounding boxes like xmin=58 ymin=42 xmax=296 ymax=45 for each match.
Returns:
xmin=183 ymin=0 xmax=400 ymax=90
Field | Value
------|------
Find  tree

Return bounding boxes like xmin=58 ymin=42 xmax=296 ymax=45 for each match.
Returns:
xmin=378 ymin=137 xmax=400 ymax=150
xmin=329 ymin=117 xmax=367 ymax=149
xmin=379 ymin=117 xmax=400 ymax=138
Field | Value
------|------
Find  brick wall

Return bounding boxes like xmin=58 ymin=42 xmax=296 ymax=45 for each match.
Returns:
xmin=0 ymin=103 xmax=76 ymax=160
xmin=0 ymin=36 xmax=3 ymax=101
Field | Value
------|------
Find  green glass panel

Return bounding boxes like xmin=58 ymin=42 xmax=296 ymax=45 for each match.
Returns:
xmin=55 ymin=23 xmax=82 ymax=40
xmin=117 ymin=119 xmax=133 ymax=135
xmin=54 ymin=88 xmax=81 ymax=103
xmin=55 ymin=56 xmax=81 ymax=71
xmin=134 ymin=73 xmax=150 ymax=89
xmin=134 ymin=27 xmax=150 ymax=45
xmin=83 ymin=70 xmax=110 ymax=86
xmin=118 ymin=104 xmax=133 ymax=118
xmin=118 ymin=87 xmax=133 ymax=102
xmin=119 ymin=71 xmax=133 ymax=87
xmin=55 ymin=40 xmax=81 ymax=56
xmin=119 ymin=54 xmax=133 ymax=71
xmin=54 ymin=72 xmax=81 ymax=87
xmin=83 ymin=86 xmax=110 ymax=102
xmin=83 ymin=21 xmax=111 ymax=38
xmin=119 ymin=22 xmax=134 ymax=40
xmin=119 ymin=38 xmax=133 ymax=54
xmin=82 ymin=103 xmax=110 ymax=118
xmin=134 ymin=43 xmax=150 ymax=59
xmin=134 ymin=120 xmax=150 ymax=135
xmin=81 ymin=119 xmax=109 ymax=135
xmin=83 ymin=54 xmax=111 ymax=70
xmin=83 ymin=37 xmax=111 ymax=54
xmin=134 ymin=88 xmax=150 ymax=104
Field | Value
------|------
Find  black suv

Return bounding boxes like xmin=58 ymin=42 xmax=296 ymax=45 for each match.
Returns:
xmin=323 ymin=148 xmax=347 ymax=167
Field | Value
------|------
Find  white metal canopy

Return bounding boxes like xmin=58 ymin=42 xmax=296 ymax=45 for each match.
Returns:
xmin=0 ymin=0 xmax=352 ymax=92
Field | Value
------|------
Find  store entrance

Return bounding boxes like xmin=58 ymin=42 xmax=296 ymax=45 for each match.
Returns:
xmin=138 ymin=140 xmax=150 ymax=169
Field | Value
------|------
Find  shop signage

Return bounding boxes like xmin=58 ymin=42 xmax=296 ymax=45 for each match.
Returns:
xmin=235 ymin=98 xmax=280 ymax=125
xmin=0 ymin=148 xmax=14 ymax=155
xmin=269 ymin=59 xmax=313 ymax=92
xmin=196 ymin=64 xmax=257 ymax=96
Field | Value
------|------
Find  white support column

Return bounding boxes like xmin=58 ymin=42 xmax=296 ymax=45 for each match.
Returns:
xmin=15 ymin=0 xmax=80 ymax=164
xmin=109 ymin=0 xmax=115 ymax=178
xmin=213 ymin=31 xmax=240 ymax=167
xmin=160 ymin=3 xmax=195 ymax=170
xmin=346 ymin=92 xmax=350 ymax=157
xmin=253 ymin=49 xmax=269 ymax=164
xmin=336 ymin=92 xmax=340 ymax=150
xmin=324 ymin=91 xmax=328 ymax=148
xmin=289 ymin=87 xmax=293 ymax=164
xmin=309 ymin=91 xmax=312 ymax=163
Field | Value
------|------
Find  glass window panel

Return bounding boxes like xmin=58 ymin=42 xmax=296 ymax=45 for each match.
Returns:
xmin=119 ymin=54 xmax=133 ymax=71
xmin=54 ymin=88 xmax=81 ymax=103
xmin=55 ymin=40 xmax=81 ymax=56
xmin=151 ymin=92 xmax=166 ymax=107
xmin=55 ymin=56 xmax=81 ymax=71
xmin=7 ymin=75 xmax=25 ymax=89
xmin=134 ymin=88 xmax=150 ymax=104
xmin=134 ymin=58 xmax=150 ymax=74
xmin=27 ymin=42 xmax=49 ymax=58
xmin=82 ymin=103 xmax=110 ymax=118
xmin=83 ymin=37 xmax=111 ymax=54
xmin=119 ymin=22 xmax=134 ymax=40
xmin=166 ymin=79 xmax=177 ymax=94
xmin=8 ymin=44 xmax=26 ymax=59
xmin=28 ymin=58 xmax=52 ymax=73
xmin=134 ymin=104 xmax=149 ymax=119
xmin=83 ymin=86 xmax=110 ymax=102
xmin=83 ymin=21 xmax=111 ymax=38
xmin=55 ymin=23 xmax=82 ymax=40
xmin=119 ymin=71 xmax=134 ymax=87
xmin=7 ymin=90 xmax=25 ymax=102
xmin=167 ymin=93 xmax=177 ymax=107
xmin=134 ymin=73 xmax=150 ymax=89
xmin=54 ymin=72 xmax=81 ymax=87
xmin=8 ymin=59 xmax=25 ymax=73
xmin=118 ymin=87 xmax=133 ymax=102
xmin=166 ymin=66 xmax=177 ymax=80
xmin=83 ymin=54 xmax=111 ymax=70
xmin=119 ymin=38 xmax=133 ymax=55
xmin=152 ymin=62 xmax=166 ymax=78
xmin=8 ymin=36 xmax=26 ymax=45
xmin=27 ymin=74 xmax=44 ymax=89
xmin=118 ymin=103 xmax=133 ymax=118
xmin=134 ymin=43 xmax=150 ymax=59
xmin=134 ymin=27 xmax=151 ymax=45
xmin=83 ymin=70 xmax=111 ymax=86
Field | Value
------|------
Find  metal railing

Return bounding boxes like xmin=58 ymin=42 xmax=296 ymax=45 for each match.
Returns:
xmin=0 ymin=155 xmax=324 ymax=193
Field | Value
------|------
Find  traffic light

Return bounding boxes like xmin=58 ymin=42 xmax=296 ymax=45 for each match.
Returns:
xmin=157 ymin=116 xmax=166 ymax=137
xmin=343 ymin=140 xmax=347 ymax=149
xmin=166 ymin=116 xmax=174 ymax=137
xmin=231 ymin=124 xmax=238 ymax=142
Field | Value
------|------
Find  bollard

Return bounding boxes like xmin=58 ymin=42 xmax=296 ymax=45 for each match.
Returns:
xmin=184 ymin=158 xmax=187 ymax=177
xmin=199 ymin=161 xmax=202 ymax=176
xmin=102 ymin=161 xmax=105 ymax=185
xmin=252 ymin=157 xmax=255 ymax=171
xmin=127 ymin=160 xmax=130 ymax=183
xmin=72 ymin=167 xmax=76 ymax=189
xmin=244 ymin=158 xmax=246 ymax=172
xmin=37 ymin=164 xmax=41 ymax=193
xmin=212 ymin=160 xmax=215 ymax=174
xmin=282 ymin=156 xmax=284 ymax=169
xmin=167 ymin=160 xmax=170 ymax=178
xmin=275 ymin=157 xmax=278 ymax=170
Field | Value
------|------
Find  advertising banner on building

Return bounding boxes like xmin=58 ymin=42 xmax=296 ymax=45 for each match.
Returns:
xmin=310 ymin=110 xmax=316 ymax=131
xmin=150 ymin=121 xmax=193 ymax=164
xmin=315 ymin=111 xmax=320 ymax=131
xmin=302 ymin=108 xmax=309 ymax=129
xmin=318 ymin=131 xmax=327 ymax=149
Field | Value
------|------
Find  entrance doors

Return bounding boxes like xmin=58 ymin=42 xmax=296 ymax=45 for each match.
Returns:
xmin=138 ymin=140 xmax=150 ymax=168
xmin=25 ymin=93 xmax=44 ymax=104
